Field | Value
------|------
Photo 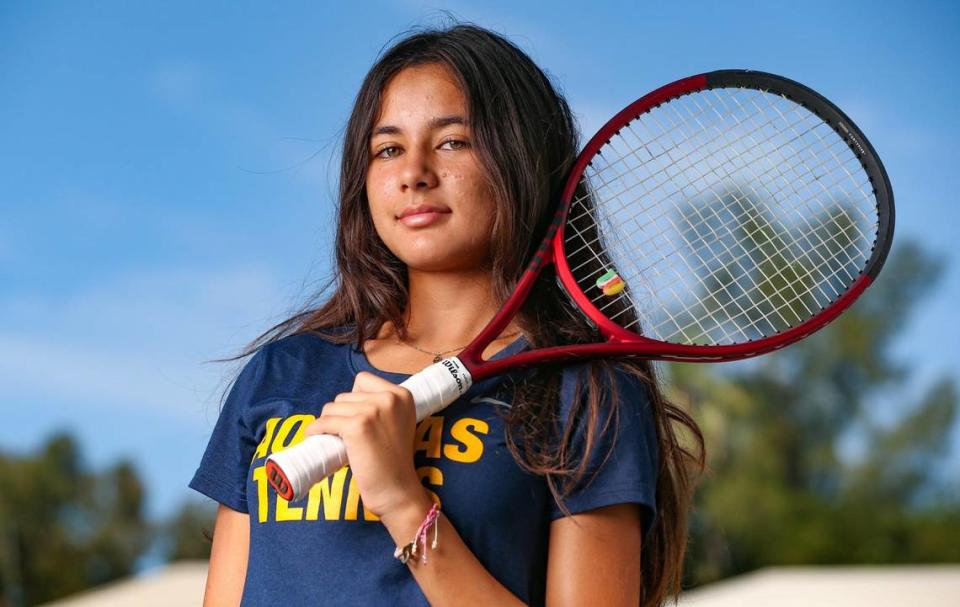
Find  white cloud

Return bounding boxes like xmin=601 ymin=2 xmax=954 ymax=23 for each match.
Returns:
xmin=0 ymin=262 xmax=302 ymax=423
xmin=0 ymin=335 xmax=208 ymax=411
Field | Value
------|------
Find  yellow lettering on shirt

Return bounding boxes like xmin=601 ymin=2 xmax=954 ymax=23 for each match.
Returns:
xmin=305 ymin=466 xmax=348 ymax=521
xmin=270 ymin=414 xmax=315 ymax=454
xmin=443 ymin=418 xmax=489 ymax=463
xmin=417 ymin=465 xmax=444 ymax=506
xmin=344 ymin=469 xmax=360 ymax=521
xmin=248 ymin=413 xmax=494 ymax=524
xmin=252 ymin=465 xmax=269 ymax=524
xmin=338 ymin=470 xmax=380 ymax=522
xmin=253 ymin=417 xmax=281 ymax=460
xmin=276 ymin=495 xmax=304 ymax=522
xmin=413 ymin=416 xmax=444 ymax=459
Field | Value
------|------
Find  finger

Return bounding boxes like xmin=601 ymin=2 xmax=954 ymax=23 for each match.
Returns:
xmin=353 ymin=371 xmax=403 ymax=394
xmin=333 ymin=392 xmax=368 ymax=403
xmin=339 ymin=391 xmax=410 ymax=420
xmin=320 ymin=401 xmax=375 ymax=418
xmin=353 ymin=374 xmax=415 ymax=409
xmin=304 ymin=413 xmax=351 ymax=437
xmin=333 ymin=389 xmax=409 ymax=417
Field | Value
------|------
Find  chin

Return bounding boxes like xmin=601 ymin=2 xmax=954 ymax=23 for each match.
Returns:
xmin=398 ymin=249 xmax=488 ymax=273
xmin=401 ymin=255 xmax=460 ymax=272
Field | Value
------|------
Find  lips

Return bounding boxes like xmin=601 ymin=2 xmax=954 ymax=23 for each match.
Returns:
xmin=396 ymin=204 xmax=451 ymax=228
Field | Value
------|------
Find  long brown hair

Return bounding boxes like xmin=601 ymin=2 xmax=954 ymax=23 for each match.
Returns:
xmin=235 ymin=23 xmax=704 ymax=606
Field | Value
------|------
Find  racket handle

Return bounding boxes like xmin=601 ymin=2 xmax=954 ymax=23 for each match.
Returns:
xmin=265 ymin=358 xmax=473 ymax=501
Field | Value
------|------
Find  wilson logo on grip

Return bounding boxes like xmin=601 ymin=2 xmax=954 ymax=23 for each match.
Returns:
xmin=441 ymin=359 xmax=465 ymax=393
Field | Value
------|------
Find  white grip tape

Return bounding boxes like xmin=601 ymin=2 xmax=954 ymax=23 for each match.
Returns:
xmin=402 ymin=358 xmax=473 ymax=420
xmin=265 ymin=358 xmax=473 ymax=501
xmin=267 ymin=433 xmax=349 ymax=501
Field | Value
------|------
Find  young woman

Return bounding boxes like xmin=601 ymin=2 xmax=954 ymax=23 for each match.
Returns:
xmin=190 ymin=24 xmax=703 ymax=607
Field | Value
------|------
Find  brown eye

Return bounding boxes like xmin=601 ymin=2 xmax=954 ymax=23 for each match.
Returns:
xmin=375 ymin=145 xmax=402 ymax=159
xmin=440 ymin=139 xmax=469 ymax=151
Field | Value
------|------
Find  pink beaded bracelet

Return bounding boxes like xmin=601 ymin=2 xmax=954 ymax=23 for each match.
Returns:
xmin=393 ymin=503 xmax=440 ymax=565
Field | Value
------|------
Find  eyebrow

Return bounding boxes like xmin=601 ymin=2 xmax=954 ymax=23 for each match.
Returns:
xmin=371 ymin=115 xmax=467 ymax=137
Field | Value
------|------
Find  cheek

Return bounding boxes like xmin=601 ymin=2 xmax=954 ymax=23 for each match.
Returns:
xmin=366 ymin=175 xmax=402 ymax=228
xmin=450 ymin=166 xmax=496 ymax=211
xmin=364 ymin=181 xmax=393 ymax=240
xmin=365 ymin=172 xmax=388 ymax=207
xmin=464 ymin=180 xmax=498 ymax=228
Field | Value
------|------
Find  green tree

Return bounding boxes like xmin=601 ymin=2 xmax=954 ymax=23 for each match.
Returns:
xmin=0 ymin=434 xmax=152 ymax=606
xmin=672 ymin=240 xmax=960 ymax=584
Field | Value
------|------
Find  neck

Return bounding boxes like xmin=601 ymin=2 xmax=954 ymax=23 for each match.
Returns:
xmin=389 ymin=267 xmax=510 ymax=350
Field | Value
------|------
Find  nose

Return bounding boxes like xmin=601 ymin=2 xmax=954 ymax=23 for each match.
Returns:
xmin=399 ymin=146 xmax=439 ymax=192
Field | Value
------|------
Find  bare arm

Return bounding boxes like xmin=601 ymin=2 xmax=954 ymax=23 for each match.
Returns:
xmin=382 ymin=495 xmax=642 ymax=606
xmin=545 ymin=504 xmax=643 ymax=607
xmin=203 ymin=504 xmax=250 ymax=607
xmin=379 ymin=491 xmax=527 ymax=607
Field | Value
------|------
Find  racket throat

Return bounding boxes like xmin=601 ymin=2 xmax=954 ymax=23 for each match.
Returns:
xmin=459 ymin=265 xmax=547 ymax=365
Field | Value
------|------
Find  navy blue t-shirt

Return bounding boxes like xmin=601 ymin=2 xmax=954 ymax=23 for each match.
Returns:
xmin=190 ymin=332 xmax=658 ymax=606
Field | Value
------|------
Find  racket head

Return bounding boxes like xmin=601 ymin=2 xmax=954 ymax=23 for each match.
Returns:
xmin=551 ymin=70 xmax=894 ymax=360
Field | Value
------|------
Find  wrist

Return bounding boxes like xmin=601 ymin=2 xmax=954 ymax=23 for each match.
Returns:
xmin=379 ymin=487 xmax=436 ymax=539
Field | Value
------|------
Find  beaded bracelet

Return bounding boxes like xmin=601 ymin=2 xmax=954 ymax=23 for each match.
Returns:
xmin=393 ymin=503 xmax=440 ymax=565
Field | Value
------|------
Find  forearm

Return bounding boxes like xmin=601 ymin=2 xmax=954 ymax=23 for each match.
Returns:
xmin=379 ymin=490 xmax=526 ymax=607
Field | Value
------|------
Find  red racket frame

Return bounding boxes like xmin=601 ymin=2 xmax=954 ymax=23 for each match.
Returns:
xmin=454 ymin=70 xmax=892 ymax=381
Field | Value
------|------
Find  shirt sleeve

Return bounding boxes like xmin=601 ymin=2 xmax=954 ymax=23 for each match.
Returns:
xmin=548 ymin=364 xmax=659 ymax=532
xmin=188 ymin=346 xmax=270 ymax=513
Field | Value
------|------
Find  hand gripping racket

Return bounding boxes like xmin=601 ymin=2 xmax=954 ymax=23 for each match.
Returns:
xmin=267 ymin=69 xmax=894 ymax=501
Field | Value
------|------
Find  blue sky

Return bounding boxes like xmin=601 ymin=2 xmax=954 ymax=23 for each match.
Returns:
xmin=1 ymin=1 xmax=958 ymax=520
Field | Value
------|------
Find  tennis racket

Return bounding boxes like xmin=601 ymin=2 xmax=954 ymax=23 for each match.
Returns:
xmin=267 ymin=69 xmax=894 ymax=501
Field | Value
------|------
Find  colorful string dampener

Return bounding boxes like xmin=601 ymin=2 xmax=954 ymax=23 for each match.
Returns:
xmin=596 ymin=269 xmax=625 ymax=296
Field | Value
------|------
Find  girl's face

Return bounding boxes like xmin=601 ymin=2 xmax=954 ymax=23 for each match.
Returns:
xmin=366 ymin=63 xmax=497 ymax=273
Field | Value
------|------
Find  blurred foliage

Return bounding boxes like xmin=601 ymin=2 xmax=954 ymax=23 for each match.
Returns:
xmin=0 ymin=434 xmax=151 ymax=606
xmin=671 ymin=240 xmax=960 ymax=584
xmin=162 ymin=500 xmax=215 ymax=561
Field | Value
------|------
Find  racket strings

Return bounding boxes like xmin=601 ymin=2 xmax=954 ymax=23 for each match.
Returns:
xmin=644 ymin=196 xmax=863 ymax=343
xmin=564 ymin=186 xmax=645 ymax=332
xmin=732 ymin=90 xmax=874 ymax=241
xmin=563 ymin=86 xmax=879 ymax=346
xmin=673 ymin=90 xmax=872 ymax=298
xmin=604 ymin=97 xmax=871 ymax=343
xmin=566 ymin=94 xmax=855 ymax=268
xmin=646 ymin=93 xmax=869 ymax=324
xmin=576 ymin=111 xmax=861 ymax=323
xmin=570 ymin=140 xmax=862 ymax=288
xmin=599 ymin=135 xmax=865 ymax=344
